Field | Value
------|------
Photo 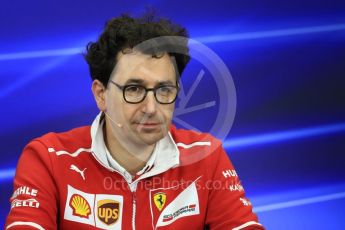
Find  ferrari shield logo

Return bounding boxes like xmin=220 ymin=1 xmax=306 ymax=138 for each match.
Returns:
xmin=153 ymin=192 xmax=166 ymax=211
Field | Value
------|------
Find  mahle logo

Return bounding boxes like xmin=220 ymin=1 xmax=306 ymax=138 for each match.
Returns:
xmin=97 ymin=199 xmax=120 ymax=225
xmin=154 ymin=192 xmax=167 ymax=211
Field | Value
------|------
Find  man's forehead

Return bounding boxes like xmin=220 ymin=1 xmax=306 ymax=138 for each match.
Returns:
xmin=111 ymin=51 xmax=176 ymax=83
xmin=115 ymin=49 xmax=170 ymax=65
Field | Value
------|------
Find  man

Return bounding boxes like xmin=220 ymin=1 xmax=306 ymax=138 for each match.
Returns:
xmin=5 ymin=13 xmax=264 ymax=230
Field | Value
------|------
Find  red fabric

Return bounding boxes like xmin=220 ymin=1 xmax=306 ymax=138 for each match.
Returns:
xmin=5 ymin=125 xmax=264 ymax=230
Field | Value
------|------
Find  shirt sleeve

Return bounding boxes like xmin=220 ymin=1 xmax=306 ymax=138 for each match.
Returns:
xmin=204 ymin=144 xmax=265 ymax=230
xmin=5 ymin=140 xmax=58 ymax=230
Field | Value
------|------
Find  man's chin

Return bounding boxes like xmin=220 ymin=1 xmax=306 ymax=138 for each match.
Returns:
xmin=137 ymin=132 xmax=165 ymax=146
xmin=130 ymin=123 xmax=169 ymax=145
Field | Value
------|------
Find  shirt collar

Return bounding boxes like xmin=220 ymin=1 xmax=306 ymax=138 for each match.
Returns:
xmin=90 ymin=112 xmax=180 ymax=180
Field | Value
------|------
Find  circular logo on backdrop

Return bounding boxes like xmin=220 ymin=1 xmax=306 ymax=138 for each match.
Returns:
xmin=134 ymin=36 xmax=236 ymax=140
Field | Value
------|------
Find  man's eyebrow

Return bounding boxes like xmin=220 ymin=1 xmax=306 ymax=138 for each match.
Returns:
xmin=124 ymin=79 xmax=175 ymax=85
xmin=157 ymin=80 xmax=175 ymax=86
xmin=124 ymin=79 xmax=145 ymax=84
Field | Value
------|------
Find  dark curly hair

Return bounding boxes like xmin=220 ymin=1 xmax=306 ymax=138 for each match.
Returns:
xmin=84 ymin=13 xmax=190 ymax=87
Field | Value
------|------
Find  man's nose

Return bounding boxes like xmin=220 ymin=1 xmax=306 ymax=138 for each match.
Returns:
xmin=141 ymin=91 xmax=157 ymax=115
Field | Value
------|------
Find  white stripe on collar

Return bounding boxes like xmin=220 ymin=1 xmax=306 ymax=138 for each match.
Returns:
xmin=90 ymin=112 xmax=180 ymax=180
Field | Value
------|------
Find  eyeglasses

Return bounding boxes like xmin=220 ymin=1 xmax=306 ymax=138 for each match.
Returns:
xmin=109 ymin=80 xmax=179 ymax=104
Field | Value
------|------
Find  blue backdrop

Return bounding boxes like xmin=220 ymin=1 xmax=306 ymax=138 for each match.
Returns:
xmin=1 ymin=0 xmax=345 ymax=229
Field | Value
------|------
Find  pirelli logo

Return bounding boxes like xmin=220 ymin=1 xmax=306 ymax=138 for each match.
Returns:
xmin=97 ymin=199 xmax=120 ymax=225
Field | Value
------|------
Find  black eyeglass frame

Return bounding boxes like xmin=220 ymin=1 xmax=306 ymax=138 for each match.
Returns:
xmin=109 ymin=80 xmax=180 ymax=104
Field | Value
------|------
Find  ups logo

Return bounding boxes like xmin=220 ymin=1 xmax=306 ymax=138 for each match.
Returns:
xmin=97 ymin=199 xmax=120 ymax=225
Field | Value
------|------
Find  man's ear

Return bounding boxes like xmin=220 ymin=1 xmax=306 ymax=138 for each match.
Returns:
xmin=92 ymin=80 xmax=106 ymax=111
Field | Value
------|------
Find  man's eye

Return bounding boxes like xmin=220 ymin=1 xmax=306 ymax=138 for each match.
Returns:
xmin=160 ymin=87 xmax=172 ymax=92
xmin=126 ymin=86 xmax=143 ymax=93
xmin=158 ymin=86 xmax=174 ymax=95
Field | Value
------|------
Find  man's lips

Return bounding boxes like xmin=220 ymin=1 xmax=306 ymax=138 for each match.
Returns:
xmin=132 ymin=118 xmax=164 ymax=129
xmin=133 ymin=121 xmax=162 ymax=130
xmin=135 ymin=122 xmax=160 ymax=126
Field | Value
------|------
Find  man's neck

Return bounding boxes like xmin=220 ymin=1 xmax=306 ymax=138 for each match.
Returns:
xmin=103 ymin=122 xmax=155 ymax=176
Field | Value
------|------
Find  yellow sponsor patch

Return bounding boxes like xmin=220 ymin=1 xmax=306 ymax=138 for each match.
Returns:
xmin=69 ymin=194 xmax=91 ymax=218
xmin=154 ymin=192 xmax=167 ymax=211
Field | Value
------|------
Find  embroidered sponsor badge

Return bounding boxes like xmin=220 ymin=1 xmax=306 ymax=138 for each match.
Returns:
xmin=149 ymin=177 xmax=201 ymax=227
xmin=153 ymin=192 xmax=167 ymax=211
xmin=64 ymin=185 xmax=123 ymax=229
xmin=69 ymin=194 xmax=91 ymax=218
xmin=97 ymin=199 xmax=120 ymax=225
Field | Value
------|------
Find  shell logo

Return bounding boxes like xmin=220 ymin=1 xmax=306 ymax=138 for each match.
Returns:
xmin=69 ymin=194 xmax=91 ymax=218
